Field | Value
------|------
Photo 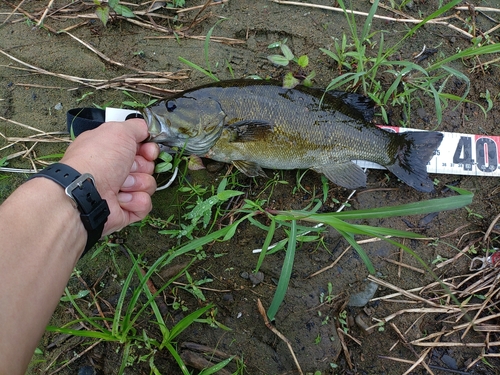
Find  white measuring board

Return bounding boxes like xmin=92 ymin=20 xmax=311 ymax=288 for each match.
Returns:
xmin=354 ymin=125 xmax=500 ymax=177
xmin=106 ymin=108 xmax=500 ymax=178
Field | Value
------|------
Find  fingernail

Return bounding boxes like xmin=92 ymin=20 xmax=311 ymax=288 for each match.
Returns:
xmin=118 ymin=192 xmax=133 ymax=203
xmin=122 ymin=175 xmax=135 ymax=188
xmin=130 ymin=161 xmax=138 ymax=172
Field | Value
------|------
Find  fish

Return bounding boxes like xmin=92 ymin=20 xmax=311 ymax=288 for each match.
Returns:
xmin=141 ymin=79 xmax=443 ymax=192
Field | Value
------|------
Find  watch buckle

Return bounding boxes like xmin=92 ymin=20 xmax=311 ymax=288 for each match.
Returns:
xmin=64 ymin=173 xmax=95 ymax=207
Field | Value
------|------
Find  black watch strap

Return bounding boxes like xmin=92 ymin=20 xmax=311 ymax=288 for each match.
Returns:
xmin=28 ymin=163 xmax=110 ymax=257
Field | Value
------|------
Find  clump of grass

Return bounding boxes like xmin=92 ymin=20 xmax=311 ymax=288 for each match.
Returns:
xmin=150 ymin=178 xmax=472 ymax=321
xmin=49 ymin=249 xmax=232 ymax=374
xmin=320 ymin=0 xmax=500 ymax=125
xmin=255 ymin=186 xmax=473 ymax=320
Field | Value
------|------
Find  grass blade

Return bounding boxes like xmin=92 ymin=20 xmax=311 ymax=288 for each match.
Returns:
xmin=267 ymin=220 xmax=297 ymax=321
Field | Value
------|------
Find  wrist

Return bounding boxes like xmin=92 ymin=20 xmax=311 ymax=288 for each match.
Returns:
xmin=28 ymin=163 xmax=110 ymax=257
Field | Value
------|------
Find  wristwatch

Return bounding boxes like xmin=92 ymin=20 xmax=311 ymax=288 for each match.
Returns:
xmin=28 ymin=163 xmax=110 ymax=257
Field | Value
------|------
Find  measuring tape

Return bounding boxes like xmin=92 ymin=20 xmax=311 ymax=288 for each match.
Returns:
xmin=106 ymin=108 xmax=500 ymax=178
xmin=355 ymin=125 xmax=500 ymax=177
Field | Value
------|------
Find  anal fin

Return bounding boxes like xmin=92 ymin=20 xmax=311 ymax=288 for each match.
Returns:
xmin=314 ymin=162 xmax=367 ymax=190
xmin=233 ymin=160 xmax=268 ymax=178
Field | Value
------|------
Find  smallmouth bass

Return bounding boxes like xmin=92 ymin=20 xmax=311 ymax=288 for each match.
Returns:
xmin=142 ymin=80 xmax=443 ymax=192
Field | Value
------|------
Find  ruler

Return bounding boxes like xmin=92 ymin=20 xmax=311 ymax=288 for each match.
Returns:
xmin=106 ymin=108 xmax=500 ymax=178
xmin=355 ymin=126 xmax=500 ymax=177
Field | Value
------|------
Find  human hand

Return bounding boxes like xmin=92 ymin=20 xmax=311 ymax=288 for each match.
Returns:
xmin=61 ymin=118 xmax=159 ymax=235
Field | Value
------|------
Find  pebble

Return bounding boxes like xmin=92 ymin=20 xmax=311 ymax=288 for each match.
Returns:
xmin=249 ymin=271 xmax=264 ymax=286
xmin=348 ymin=281 xmax=378 ymax=307
xmin=416 ymin=107 xmax=429 ymax=123
xmin=441 ymin=354 xmax=458 ymax=370
xmin=54 ymin=103 xmax=63 ymax=111
xmin=355 ymin=312 xmax=374 ymax=334
xmin=78 ymin=366 xmax=96 ymax=375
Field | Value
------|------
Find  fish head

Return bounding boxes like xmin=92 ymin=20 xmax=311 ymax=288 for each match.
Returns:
xmin=141 ymin=96 xmax=226 ymax=155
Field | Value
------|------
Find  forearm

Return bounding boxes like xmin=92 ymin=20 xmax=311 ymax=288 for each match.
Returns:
xmin=0 ymin=178 xmax=86 ymax=374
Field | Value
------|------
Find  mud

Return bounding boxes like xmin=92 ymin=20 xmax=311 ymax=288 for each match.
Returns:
xmin=1 ymin=0 xmax=500 ymax=374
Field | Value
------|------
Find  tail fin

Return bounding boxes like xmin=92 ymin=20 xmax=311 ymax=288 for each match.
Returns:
xmin=386 ymin=131 xmax=443 ymax=193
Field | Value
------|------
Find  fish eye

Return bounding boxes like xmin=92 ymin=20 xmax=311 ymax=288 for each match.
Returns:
xmin=166 ymin=101 xmax=176 ymax=112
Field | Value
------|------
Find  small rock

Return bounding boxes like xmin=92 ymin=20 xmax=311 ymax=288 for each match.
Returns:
xmin=416 ymin=107 xmax=429 ymax=123
xmin=249 ymin=271 xmax=264 ymax=286
xmin=441 ymin=354 xmax=458 ymax=370
xmin=78 ymin=366 xmax=96 ymax=375
xmin=240 ymin=271 xmax=249 ymax=279
xmin=54 ymin=103 xmax=63 ymax=111
xmin=348 ymin=281 xmax=378 ymax=307
xmin=355 ymin=313 xmax=374 ymax=334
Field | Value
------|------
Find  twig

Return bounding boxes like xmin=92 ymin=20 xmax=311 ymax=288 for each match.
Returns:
xmin=37 ymin=0 xmax=55 ymax=27
xmin=2 ymin=0 xmax=26 ymax=24
xmin=483 ymin=212 xmax=500 ymax=244
xmin=48 ymin=339 xmax=102 ymax=375
xmin=177 ymin=0 xmax=229 ymax=14
xmin=389 ymin=323 xmax=434 ymax=375
xmin=307 ymin=245 xmax=351 ymax=278
xmin=256 ymin=299 xmax=303 ymax=375
xmin=367 ymin=275 xmax=449 ymax=308
xmin=145 ymin=35 xmax=245 ymax=45
xmin=380 ymin=356 xmax=472 ymax=375
xmin=272 ymin=0 xmax=474 ymax=39
xmin=381 ymin=257 xmax=425 ymax=274
xmin=337 ymin=328 xmax=353 ymax=370
xmin=3 ymin=0 xmax=58 ymax=33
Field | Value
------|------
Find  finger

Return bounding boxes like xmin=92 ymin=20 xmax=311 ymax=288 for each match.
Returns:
xmin=117 ymin=191 xmax=153 ymax=222
xmin=122 ymin=118 xmax=149 ymax=143
xmin=138 ymin=142 xmax=160 ymax=161
xmin=120 ymin=173 xmax=157 ymax=195
xmin=131 ymin=155 xmax=155 ymax=175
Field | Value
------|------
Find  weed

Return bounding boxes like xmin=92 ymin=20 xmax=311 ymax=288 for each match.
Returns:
xmin=267 ymin=39 xmax=316 ymax=88
xmin=49 ymin=250 xmax=232 ymax=375
xmin=319 ymin=282 xmax=336 ymax=304
xmin=178 ymin=19 xmax=226 ymax=81
xmin=76 ymin=91 xmax=94 ymax=103
xmin=94 ymin=0 xmax=134 ymax=27
xmin=320 ymin=0 xmax=500 ymax=125
xmin=177 ymin=270 xmax=212 ymax=301
xmin=121 ymin=91 xmax=157 ymax=109
xmin=480 ymin=89 xmax=494 ymax=113
xmin=431 ymin=254 xmax=448 ymax=264
xmin=465 ymin=206 xmax=484 ymax=219
xmin=247 ymin=186 xmax=472 ymax=320
xmin=167 ymin=0 xmax=186 ymax=7
xmin=159 ymin=177 xmax=243 ymax=239
xmin=155 ymin=151 xmax=173 ymax=174
xmin=337 ymin=310 xmax=349 ymax=333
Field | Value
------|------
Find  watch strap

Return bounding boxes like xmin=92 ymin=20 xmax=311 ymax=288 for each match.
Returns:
xmin=28 ymin=163 xmax=110 ymax=256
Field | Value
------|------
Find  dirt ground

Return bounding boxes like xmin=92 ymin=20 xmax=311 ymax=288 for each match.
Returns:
xmin=1 ymin=0 xmax=500 ymax=374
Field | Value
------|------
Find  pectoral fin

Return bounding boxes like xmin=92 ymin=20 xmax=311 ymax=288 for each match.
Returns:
xmin=314 ymin=162 xmax=367 ymax=189
xmin=233 ymin=160 xmax=268 ymax=178
xmin=227 ymin=120 xmax=273 ymax=142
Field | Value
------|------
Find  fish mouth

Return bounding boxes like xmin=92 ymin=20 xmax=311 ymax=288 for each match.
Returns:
xmin=141 ymin=107 xmax=167 ymax=142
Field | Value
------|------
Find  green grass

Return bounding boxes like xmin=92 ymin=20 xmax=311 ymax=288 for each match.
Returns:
xmin=48 ymin=249 xmax=230 ymax=374
xmin=320 ymin=0 xmax=500 ymax=125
